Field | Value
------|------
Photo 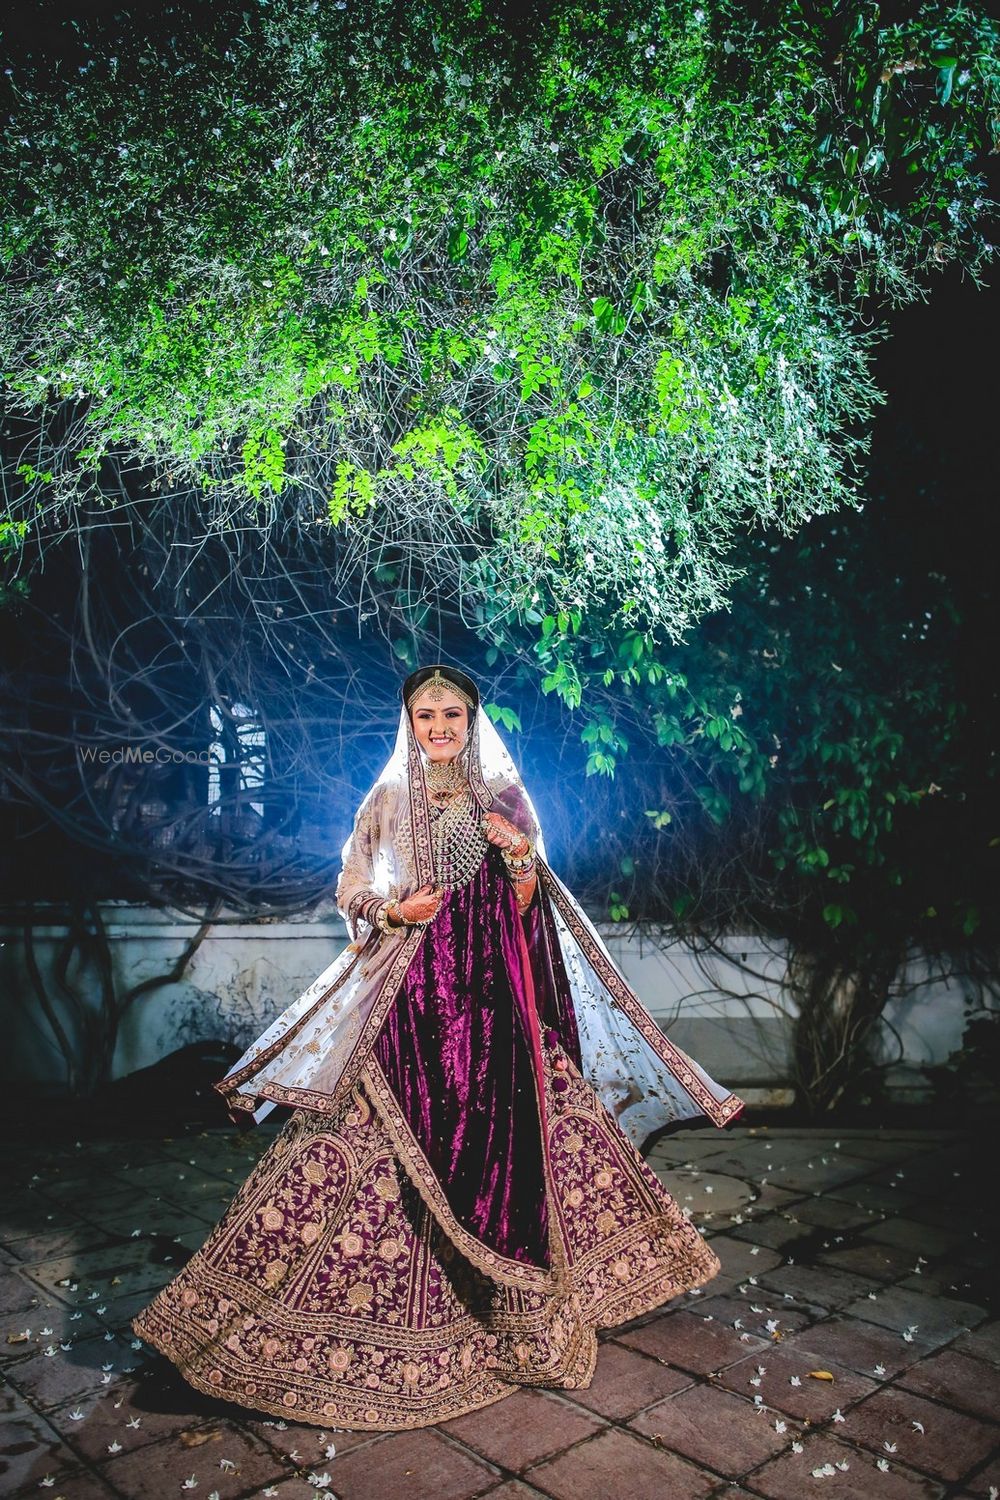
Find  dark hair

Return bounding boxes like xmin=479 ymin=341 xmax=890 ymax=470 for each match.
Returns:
xmin=402 ymin=664 xmax=479 ymax=714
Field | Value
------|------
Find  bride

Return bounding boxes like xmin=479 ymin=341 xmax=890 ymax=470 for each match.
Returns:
xmin=132 ymin=663 xmax=743 ymax=1429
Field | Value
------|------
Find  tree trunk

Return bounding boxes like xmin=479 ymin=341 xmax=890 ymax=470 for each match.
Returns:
xmin=787 ymin=945 xmax=901 ymax=1117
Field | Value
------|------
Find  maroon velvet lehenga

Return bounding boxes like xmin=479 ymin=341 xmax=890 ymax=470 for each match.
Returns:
xmin=130 ymin=843 xmax=726 ymax=1430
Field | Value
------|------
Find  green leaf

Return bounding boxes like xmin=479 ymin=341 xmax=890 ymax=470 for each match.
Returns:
xmin=592 ymin=296 xmax=626 ymax=334
xmin=935 ymin=62 xmax=957 ymax=105
xmin=448 ymin=226 xmax=469 ymax=260
xmin=609 ymin=891 xmax=629 ymax=921
xmin=962 ymin=904 xmax=980 ymax=936
xmin=644 ymin=808 xmax=672 ymax=829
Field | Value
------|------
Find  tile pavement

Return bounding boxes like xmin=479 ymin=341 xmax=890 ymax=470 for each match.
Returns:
xmin=1 ymin=1120 xmax=997 ymax=1499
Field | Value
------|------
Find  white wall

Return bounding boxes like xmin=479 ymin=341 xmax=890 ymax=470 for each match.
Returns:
xmin=0 ymin=901 xmax=990 ymax=1103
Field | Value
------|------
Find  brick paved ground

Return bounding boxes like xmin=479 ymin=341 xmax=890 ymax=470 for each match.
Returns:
xmin=2 ymin=1120 xmax=997 ymax=1500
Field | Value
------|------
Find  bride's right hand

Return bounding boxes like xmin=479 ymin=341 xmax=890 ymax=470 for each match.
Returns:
xmin=396 ymin=884 xmax=443 ymax=924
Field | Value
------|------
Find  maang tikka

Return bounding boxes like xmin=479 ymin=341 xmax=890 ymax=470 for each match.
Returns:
xmin=405 ymin=667 xmax=476 ymax=712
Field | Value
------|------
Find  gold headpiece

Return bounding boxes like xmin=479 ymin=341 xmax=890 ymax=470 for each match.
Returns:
xmin=405 ymin=667 xmax=476 ymax=712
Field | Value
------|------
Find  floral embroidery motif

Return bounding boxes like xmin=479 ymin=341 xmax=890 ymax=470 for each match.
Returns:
xmin=132 ymin=1045 xmax=720 ymax=1431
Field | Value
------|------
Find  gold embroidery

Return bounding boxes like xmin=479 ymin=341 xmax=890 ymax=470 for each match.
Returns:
xmin=131 ymin=1057 xmax=720 ymax=1432
xmin=537 ymin=861 xmax=744 ymax=1127
xmin=362 ymin=1054 xmax=569 ymax=1296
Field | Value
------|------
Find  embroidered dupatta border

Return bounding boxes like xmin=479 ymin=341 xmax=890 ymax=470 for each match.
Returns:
xmin=536 ymin=861 xmax=745 ymax=1130
xmin=361 ymin=1054 xmax=572 ymax=1298
xmin=214 ymin=925 xmax=425 ymax=1116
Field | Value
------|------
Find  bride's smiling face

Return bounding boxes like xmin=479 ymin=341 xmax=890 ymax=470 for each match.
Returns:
xmin=410 ymin=689 xmax=470 ymax=762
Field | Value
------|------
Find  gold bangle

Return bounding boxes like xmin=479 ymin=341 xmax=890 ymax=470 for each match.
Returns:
xmin=375 ymin=899 xmax=406 ymax=933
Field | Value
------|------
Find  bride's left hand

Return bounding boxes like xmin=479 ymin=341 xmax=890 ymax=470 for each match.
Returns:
xmin=483 ymin=811 xmax=530 ymax=854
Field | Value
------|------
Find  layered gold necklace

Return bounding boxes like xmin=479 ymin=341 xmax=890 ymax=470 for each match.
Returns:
xmin=425 ymin=758 xmax=488 ymax=889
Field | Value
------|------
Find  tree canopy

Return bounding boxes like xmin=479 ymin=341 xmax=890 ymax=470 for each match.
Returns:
xmin=2 ymin=0 xmax=997 ymax=669
xmin=1 ymin=0 xmax=996 ymax=1053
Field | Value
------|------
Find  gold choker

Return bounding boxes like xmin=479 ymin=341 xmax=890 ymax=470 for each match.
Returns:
xmin=426 ymin=758 xmax=468 ymax=793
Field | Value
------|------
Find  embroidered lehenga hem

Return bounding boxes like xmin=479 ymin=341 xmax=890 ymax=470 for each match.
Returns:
xmin=131 ymin=1058 xmax=721 ymax=1432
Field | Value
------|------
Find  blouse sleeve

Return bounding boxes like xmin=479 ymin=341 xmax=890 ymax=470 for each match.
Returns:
xmin=335 ymin=786 xmax=389 ymax=941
